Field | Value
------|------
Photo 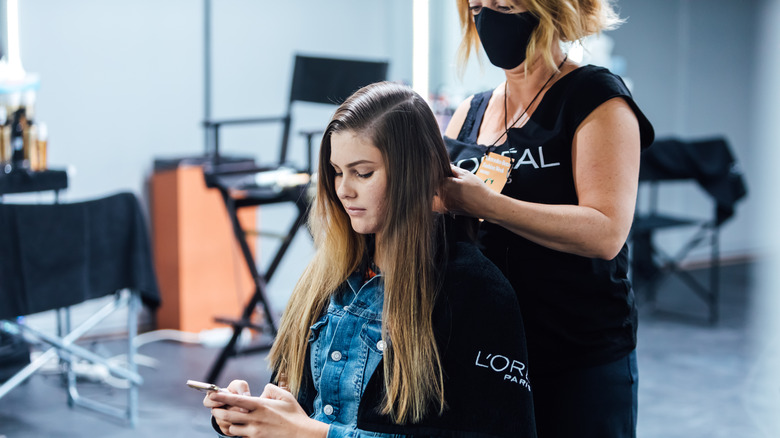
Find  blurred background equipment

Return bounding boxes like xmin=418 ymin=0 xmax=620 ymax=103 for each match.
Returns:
xmin=631 ymin=137 xmax=748 ymax=324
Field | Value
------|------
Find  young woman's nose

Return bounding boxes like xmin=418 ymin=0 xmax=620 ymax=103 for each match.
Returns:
xmin=336 ymin=176 xmax=355 ymax=199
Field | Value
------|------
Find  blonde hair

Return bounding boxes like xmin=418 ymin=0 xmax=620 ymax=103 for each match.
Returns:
xmin=268 ymin=81 xmax=453 ymax=424
xmin=457 ymin=0 xmax=624 ymax=74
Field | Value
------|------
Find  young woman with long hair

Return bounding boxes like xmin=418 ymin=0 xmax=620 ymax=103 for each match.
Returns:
xmin=203 ymin=81 xmax=536 ymax=437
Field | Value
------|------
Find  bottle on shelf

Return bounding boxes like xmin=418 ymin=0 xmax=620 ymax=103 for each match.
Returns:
xmin=25 ymin=120 xmax=38 ymax=171
xmin=0 ymin=107 xmax=9 ymax=167
xmin=34 ymin=122 xmax=47 ymax=171
xmin=10 ymin=107 xmax=28 ymax=171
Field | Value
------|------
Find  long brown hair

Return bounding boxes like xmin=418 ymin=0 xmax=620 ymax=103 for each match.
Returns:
xmin=457 ymin=0 xmax=624 ymax=74
xmin=268 ymin=81 xmax=453 ymax=423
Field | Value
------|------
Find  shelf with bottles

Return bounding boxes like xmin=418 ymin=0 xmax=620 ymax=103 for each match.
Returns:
xmin=0 ymin=166 xmax=67 ymax=196
xmin=0 ymin=106 xmax=48 ymax=174
xmin=0 ymin=78 xmax=49 ymax=175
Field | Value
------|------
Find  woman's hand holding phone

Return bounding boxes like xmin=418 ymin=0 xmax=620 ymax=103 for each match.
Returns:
xmin=207 ymin=383 xmax=328 ymax=438
xmin=201 ymin=379 xmax=252 ymax=436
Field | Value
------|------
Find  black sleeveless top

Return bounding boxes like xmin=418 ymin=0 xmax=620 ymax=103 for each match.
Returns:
xmin=446 ymin=65 xmax=654 ymax=375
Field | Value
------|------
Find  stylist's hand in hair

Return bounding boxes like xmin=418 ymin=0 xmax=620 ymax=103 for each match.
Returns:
xmin=209 ymin=383 xmax=329 ymax=438
xmin=441 ymin=164 xmax=498 ymax=217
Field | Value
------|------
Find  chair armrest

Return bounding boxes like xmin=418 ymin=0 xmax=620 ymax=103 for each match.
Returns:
xmin=298 ymin=128 xmax=324 ymax=137
xmin=203 ymin=115 xmax=288 ymax=128
xmin=203 ymin=116 xmax=291 ymax=160
xmin=297 ymin=129 xmax=324 ymax=174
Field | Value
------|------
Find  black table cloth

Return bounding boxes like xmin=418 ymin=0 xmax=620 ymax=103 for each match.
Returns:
xmin=0 ymin=192 xmax=159 ymax=319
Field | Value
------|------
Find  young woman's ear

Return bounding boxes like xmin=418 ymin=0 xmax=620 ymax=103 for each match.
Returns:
xmin=433 ymin=190 xmax=447 ymax=213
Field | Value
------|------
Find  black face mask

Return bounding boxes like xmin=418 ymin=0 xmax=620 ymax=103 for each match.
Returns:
xmin=474 ymin=7 xmax=540 ymax=70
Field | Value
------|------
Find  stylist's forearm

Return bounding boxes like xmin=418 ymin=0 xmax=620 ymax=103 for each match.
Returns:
xmin=482 ymin=194 xmax=628 ymax=260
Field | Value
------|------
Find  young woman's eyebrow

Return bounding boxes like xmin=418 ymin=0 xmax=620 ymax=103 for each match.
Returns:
xmin=330 ymin=159 xmax=377 ymax=168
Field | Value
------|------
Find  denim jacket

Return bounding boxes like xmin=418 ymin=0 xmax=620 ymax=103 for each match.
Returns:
xmin=211 ymin=271 xmax=398 ymax=438
xmin=309 ymin=270 xmax=402 ymax=437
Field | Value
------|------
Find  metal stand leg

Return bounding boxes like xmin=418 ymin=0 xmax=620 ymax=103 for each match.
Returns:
xmin=205 ymin=188 xmax=309 ymax=384
xmin=0 ymin=291 xmax=143 ymax=427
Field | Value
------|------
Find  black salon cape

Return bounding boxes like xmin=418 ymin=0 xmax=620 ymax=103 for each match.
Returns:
xmin=290 ymin=218 xmax=536 ymax=437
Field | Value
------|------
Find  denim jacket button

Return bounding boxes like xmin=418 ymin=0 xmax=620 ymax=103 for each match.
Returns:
xmin=377 ymin=340 xmax=386 ymax=352
xmin=330 ymin=350 xmax=343 ymax=362
xmin=323 ymin=404 xmax=334 ymax=416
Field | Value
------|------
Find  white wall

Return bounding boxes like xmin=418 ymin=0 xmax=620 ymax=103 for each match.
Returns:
xmin=18 ymin=0 xmax=202 ymax=201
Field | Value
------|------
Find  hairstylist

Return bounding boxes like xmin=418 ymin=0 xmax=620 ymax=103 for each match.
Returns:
xmin=441 ymin=1 xmax=654 ymax=437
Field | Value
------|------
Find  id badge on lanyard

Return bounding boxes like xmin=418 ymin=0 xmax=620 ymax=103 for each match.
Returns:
xmin=475 ymin=152 xmax=513 ymax=194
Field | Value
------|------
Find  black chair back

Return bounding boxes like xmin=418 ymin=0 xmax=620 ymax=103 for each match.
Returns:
xmin=639 ymin=137 xmax=747 ymax=225
xmin=204 ymin=54 xmax=389 ymax=172
xmin=289 ymin=55 xmax=389 ymax=106
xmin=278 ymin=54 xmax=389 ymax=166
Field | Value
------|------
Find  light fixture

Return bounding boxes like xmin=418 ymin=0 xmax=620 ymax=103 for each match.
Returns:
xmin=412 ymin=0 xmax=429 ymax=103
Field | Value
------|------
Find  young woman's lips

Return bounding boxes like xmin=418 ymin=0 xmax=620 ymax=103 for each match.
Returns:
xmin=346 ymin=206 xmax=365 ymax=216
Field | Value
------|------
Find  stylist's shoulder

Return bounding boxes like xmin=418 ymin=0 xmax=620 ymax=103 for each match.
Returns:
xmin=443 ymin=95 xmax=474 ymax=139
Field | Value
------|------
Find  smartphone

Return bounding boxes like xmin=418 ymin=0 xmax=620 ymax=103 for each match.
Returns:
xmin=187 ymin=379 xmax=221 ymax=392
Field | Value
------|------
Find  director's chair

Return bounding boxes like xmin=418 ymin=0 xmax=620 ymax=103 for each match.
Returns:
xmin=630 ymin=138 xmax=747 ymax=324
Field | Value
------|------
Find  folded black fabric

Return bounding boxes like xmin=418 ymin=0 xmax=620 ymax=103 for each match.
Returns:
xmin=639 ymin=137 xmax=748 ymax=225
xmin=0 ymin=192 xmax=160 ymax=319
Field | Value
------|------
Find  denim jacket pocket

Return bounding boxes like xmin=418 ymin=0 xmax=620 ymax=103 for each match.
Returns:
xmin=360 ymin=322 xmax=384 ymax=354
xmin=358 ymin=322 xmax=385 ymax=394
xmin=308 ymin=315 xmax=330 ymax=386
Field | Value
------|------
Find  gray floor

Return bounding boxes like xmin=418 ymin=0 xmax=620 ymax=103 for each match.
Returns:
xmin=0 ymin=262 xmax=777 ymax=437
